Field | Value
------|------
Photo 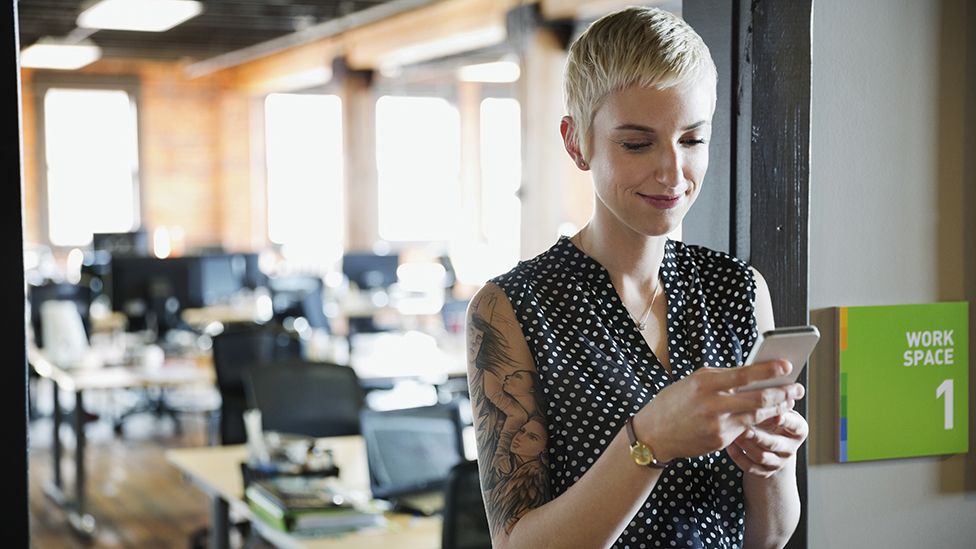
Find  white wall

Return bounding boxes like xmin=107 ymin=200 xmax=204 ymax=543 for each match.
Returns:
xmin=808 ymin=0 xmax=974 ymax=548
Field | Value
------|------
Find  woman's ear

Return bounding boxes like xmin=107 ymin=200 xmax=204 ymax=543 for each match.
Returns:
xmin=560 ymin=116 xmax=589 ymax=171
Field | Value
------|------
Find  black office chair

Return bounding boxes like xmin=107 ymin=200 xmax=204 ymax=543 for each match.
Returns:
xmin=442 ymin=460 xmax=492 ymax=549
xmin=189 ymin=323 xmax=304 ymax=549
xmin=244 ymin=360 xmax=364 ymax=438
xmin=211 ymin=323 xmax=303 ymax=445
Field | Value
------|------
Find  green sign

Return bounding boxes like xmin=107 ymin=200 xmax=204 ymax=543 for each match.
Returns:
xmin=839 ymin=302 xmax=969 ymax=462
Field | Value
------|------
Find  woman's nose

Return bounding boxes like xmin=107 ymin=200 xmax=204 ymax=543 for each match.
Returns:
xmin=654 ymin=145 xmax=681 ymax=187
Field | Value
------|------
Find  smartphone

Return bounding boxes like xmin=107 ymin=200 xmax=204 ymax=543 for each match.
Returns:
xmin=737 ymin=325 xmax=821 ymax=391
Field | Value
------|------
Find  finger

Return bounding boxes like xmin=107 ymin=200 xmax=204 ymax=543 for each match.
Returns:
xmin=733 ymin=398 xmax=797 ymax=426
xmin=703 ymin=360 xmax=792 ymax=392
xmin=738 ymin=427 xmax=798 ymax=458
xmin=734 ymin=434 xmax=790 ymax=468
xmin=722 ymin=384 xmax=804 ymax=415
xmin=775 ymin=410 xmax=810 ymax=439
xmin=727 ymin=442 xmax=778 ymax=477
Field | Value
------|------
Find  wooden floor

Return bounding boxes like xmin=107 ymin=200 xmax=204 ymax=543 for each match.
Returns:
xmin=28 ymin=385 xmax=268 ymax=549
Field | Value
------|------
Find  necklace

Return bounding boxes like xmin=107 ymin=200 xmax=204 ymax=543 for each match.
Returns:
xmin=574 ymin=231 xmax=662 ymax=331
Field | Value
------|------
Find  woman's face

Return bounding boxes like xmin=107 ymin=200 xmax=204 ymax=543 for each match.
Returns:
xmin=510 ymin=418 xmax=546 ymax=458
xmin=584 ymin=78 xmax=714 ymax=237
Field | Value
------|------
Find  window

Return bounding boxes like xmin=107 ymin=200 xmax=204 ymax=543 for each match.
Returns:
xmin=375 ymin=96 xmax=461 ymax=242
xmin=42 ymin=88 xmax=140 ymax=247
xmin=477 ymin=97 xmax=521 ymax=276
xmin=447 ymin=96 xmax=522 ymax=285
xmin=264 ymin=93 xmax=344 ymax=265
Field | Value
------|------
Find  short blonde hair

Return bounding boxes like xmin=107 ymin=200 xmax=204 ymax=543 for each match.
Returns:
xmin=564 ymin=6 xmax=717 ymax=160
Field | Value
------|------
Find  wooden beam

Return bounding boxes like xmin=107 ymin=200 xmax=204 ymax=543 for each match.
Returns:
xmin=540 ymin=0 xmax=676 ymax=21
xmin=345 ymin=0 xmax=519 ymax=70
xmin=513 ymin=7 xmax=576 ymax=258
xmin=228 ymin=41 xmax=340 ymax=95
xmin=336 ymin=59 xmax=379 ymax=251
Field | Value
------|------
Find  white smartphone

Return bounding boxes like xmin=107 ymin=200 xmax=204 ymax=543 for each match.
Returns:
xmin=737 ymin=325 xmax=821 ymax=392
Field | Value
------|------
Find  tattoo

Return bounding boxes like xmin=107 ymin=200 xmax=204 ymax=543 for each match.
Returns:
xmin=468 ymin=290 xmax=550 ymax=538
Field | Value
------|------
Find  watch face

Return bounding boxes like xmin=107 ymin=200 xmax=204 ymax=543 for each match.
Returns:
xmin=631 ymin=444 xmax=652 ymax=466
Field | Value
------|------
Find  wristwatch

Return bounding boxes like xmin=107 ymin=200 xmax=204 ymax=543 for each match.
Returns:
xmin=625 ymin=416 xmax=671 ymax=469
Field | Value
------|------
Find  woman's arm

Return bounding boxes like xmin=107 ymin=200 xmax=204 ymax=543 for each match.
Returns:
xmin=467 ymin=282 xmax=800 ymax=549
xmin=731 ymin=268 xmax=806 ymax=549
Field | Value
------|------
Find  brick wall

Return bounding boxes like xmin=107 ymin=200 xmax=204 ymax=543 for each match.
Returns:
xmin=20 ymin=59 xmax=256 ymax=252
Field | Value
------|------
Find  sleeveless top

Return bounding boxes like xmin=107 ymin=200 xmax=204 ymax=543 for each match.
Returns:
xmin=490 ymin=236 xmax=758 ymax=549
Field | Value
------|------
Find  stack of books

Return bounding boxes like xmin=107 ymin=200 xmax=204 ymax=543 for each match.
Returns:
xmin=245 ymin=475 xmax=383 ymax=535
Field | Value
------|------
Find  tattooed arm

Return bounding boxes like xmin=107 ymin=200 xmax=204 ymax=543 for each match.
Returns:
xmin=467 ymin=283 xmax=669 ymax=549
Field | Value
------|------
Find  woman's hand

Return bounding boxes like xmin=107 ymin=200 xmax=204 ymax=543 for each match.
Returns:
xmin=635 ymin=360 xmax=805 ymax=463
xmin=727 ymin=409 xmax=808 ymax=478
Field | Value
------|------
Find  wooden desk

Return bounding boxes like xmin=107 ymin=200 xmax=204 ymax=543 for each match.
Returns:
xmin=166 ymin=441 xmax=441 ymax=549
xmin=28 ymin=344 xmax=214 ymax=537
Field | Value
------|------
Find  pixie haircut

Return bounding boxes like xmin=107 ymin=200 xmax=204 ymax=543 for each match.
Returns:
xmin=564 ymin=6 xmax=717 ymax=160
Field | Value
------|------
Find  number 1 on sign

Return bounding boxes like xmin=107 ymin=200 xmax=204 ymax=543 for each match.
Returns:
xmin=936 ymin=379 xmax=953 ymax=430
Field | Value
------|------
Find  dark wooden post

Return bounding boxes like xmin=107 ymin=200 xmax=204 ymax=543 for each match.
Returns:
xmin=2 ymin=0 xmax=31 ymax=546
xmin=685 ymin=1 xmax=812 ymax=547
xmin=746 ymin=2 xmax=813 ymax=548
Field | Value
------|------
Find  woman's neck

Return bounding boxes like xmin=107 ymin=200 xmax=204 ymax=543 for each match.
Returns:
xmin=576 ymin=216 xmax=667 ymax=294
xmin=578 ymin=224 xmax=666 ymax=282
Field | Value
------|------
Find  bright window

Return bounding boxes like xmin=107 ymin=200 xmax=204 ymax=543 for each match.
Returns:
xmin=375 ymin=96 xmax=461 ymax=242
xmin=478 ymin=97 xmax=521 ymax=272
xmin=264 ymin=93 xmax=344 ymax=265
xmin=43 ymin=88 xmax=139 ymax=246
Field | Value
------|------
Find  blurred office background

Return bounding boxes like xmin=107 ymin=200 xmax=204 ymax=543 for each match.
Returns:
xmin=16 ymin=0 xmax=975 ymax=548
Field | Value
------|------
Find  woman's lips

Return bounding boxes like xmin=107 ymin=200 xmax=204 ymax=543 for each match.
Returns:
xmin=638 ymin=193 xmax=682 ymax=210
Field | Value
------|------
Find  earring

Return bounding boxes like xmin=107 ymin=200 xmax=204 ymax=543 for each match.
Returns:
xmin=578 ymin=159 xmax=589 ymax=170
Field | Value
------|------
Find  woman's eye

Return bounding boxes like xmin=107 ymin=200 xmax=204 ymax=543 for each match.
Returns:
xmin=681 ymin=138 xmax=707 ymax=146
xmin=621 ymin=142 xmax=652 ymax=151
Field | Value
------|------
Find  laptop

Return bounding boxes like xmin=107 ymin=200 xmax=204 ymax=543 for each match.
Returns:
xmin=359 ymin=403 xmax=465 ymax=516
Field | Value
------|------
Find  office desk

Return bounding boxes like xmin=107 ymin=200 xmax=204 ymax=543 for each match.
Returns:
xmin=28 ymin=345 xmax=214 ymax=537
xmin=166 ymin=440 xmax=441 ymax=549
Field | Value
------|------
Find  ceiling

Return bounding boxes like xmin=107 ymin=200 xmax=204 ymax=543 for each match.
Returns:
xmin=17 ymin=0 xmax=401 ymax=62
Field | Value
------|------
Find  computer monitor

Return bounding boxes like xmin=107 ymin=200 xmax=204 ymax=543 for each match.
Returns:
xmin=269 ymin=275 xmax=329 ymax=330
xmin=110 ymin=254 xmax=249 ymax=332
xmin=341 ymin=252 xmax=399 ymax=290
xmin=92 ymin=230 xmax=150 ymax=256
xmin=359 ymin=403 xmax=464 ymax=501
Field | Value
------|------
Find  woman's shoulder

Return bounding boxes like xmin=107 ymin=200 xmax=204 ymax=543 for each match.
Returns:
xmin=489 ymin=238 xmax=574 ymax=294
xmin=672 ymin=240 xmax=755 ymax=282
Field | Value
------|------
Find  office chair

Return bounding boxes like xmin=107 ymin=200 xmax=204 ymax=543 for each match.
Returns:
xmin=211 ymin=322 xmax=304 ymax=445
xmin=244 ymin=360 xmax=364 ymax=438
xmin=28 ymin=281 xmax=93 ymax=350
xmin=189 ymin=323 xmax=304 ymax=549
xmin=441 ymin=460 xmax=492 ymax=549
xmin=26 ymin=282 xmax=94 ymax=423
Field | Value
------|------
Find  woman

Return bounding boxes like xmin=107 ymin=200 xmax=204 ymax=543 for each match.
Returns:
xmin=466 ymin=6 xmax=808 ymax=549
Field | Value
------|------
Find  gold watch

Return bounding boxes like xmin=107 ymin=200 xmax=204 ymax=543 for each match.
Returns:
xmin=626 ymin=416 xmax=671 ymax=469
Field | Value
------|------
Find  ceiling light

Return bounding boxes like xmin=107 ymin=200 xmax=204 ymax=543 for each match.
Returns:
xmin=458 ymin=60 xmax=520 ymax=83
xmin=77 ymin=0 xmax=203 ymax=32
xmin=21 ymin=38 xmax=102 ymax=70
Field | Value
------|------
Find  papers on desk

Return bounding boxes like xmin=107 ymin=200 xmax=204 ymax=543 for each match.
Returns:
xmin=245 ymin=476 xmax=384 ymax=535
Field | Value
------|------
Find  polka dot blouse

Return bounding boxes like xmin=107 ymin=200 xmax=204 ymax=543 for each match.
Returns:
xmin=490 ymin=236 xmax=758 ymax=549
